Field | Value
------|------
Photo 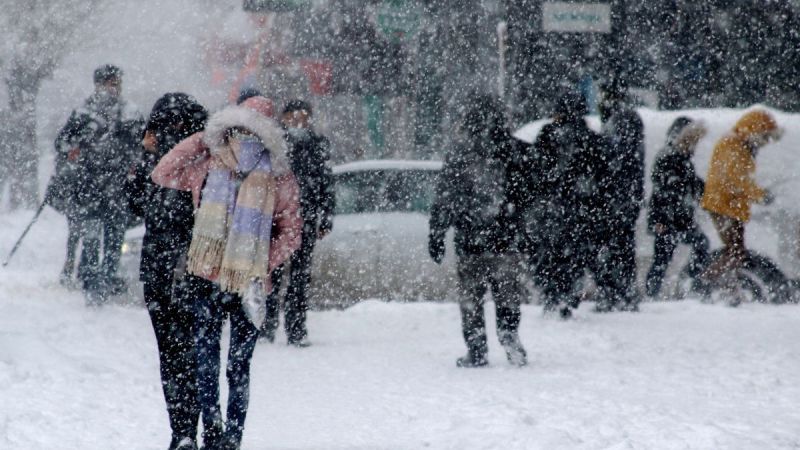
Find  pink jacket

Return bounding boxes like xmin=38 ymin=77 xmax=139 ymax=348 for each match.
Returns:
xmin=151 ymin=103 xmax=303 ymax=278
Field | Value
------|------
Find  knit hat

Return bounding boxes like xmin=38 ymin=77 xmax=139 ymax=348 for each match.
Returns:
xmin=94 ymin=64 xmax=122 ymax=84
xmin=600 ymin=77 xmax=628 ymax=101
xmin=146 ymin=92 xmax=207 ymax=134
xmin=554 ymin=90 xmax=588 ymax=119
xmin=665 ymin=116 xmax=706 ymax=151
xmin=282 ymin=99 xmax=312 ymax=116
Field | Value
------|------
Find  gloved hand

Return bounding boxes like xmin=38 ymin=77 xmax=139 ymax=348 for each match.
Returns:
xmin=428 ymin=237 xmax=445 ymax=264
xmin=762 ymin=189 xmax=775 ymax=205
xmin=318 ymin=216 xmax=333 ymax=240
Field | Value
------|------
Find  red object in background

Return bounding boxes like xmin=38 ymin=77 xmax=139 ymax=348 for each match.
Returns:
xmin=300 ymin=60 xmax=333 ymax=96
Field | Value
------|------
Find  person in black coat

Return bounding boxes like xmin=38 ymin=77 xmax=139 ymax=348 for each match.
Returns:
xmin=126 ymin=92 xmax=207 ymax=450
xmin=596 ymin=79 xmax=646 ymax=311
xmin=645 ymin=117 xmax=710 ymax=298
xmin=54 ymin=65 xmax=145 ymax=301
xmin=261 ymin=100 xmax=335 ymax=346
xmin=428 ymin=95 xmax=529 ymax=367
xmin=532 ymin=90 xmax=608 ymax=319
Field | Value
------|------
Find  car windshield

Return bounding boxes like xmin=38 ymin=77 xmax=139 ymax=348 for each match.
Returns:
xmin=335 ymin=169 xmax=438 ymax=215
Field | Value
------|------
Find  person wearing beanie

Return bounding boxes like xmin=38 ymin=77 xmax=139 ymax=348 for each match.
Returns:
xmin=596 ymin=78 xmax=646 ymax=312
xmin=700 ymin=109 xmax=783 ymax=304
xmin=645 ymin=117 xmax=710 ymax=298
xmin=152 ymin=95 xmax=302 ymax=450
xmin=51 ymin=64 xmax=144 ymax=303
xmin=260 ymin=99 xmax=335 ymax=346
xmin=428 ymin=94 xmax=530 ymax=367
xmin=528 ymin=89 xmax=606 ymax=320
xmin=125 ymin=93 xmax=208 ymax=450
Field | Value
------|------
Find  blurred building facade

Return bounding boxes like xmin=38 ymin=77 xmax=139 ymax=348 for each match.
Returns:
xmin=240 ymin=0 xmax=800 ymax=159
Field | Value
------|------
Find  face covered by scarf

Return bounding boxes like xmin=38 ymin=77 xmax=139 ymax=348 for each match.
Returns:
xmin=187 ymin=130 xmax=277 ymax=296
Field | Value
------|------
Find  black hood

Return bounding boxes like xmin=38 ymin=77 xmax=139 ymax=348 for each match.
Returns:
xmin=146 ymin=92 xmax=207 ymax=157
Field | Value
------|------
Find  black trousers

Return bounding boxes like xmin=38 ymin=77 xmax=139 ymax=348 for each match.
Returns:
xmin=594 ymin=223 xmax=639 ymax=308
xmin=79 ymin=216 xmax=125 ymax=288
xmin=645 ymin=224 xmax=710 ymax=297
xmin=144 ymin=279 xmax=201 ymax=441
xmin=264 ymin=221 xmax=317 ymax=342
xmin=536 ymin=225 xmax=591 ymax=310
xmin=456 ymin=253 xmax=522 ymax=357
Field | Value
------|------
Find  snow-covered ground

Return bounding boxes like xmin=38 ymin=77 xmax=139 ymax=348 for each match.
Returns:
xmin=3 ymin=207 xmax=800 ymax=449
xmin=4 ymin=107 xmax=800 ymax=448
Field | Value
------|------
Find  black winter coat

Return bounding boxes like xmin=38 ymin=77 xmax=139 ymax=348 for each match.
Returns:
xmin=126 ymin=151 xmax=195 ymax=285
xmin=429 ymin=130 xmax=531 ymax=256
xmin=647 ymin=149 xmax=704 ymax=233
xmin=532 ymin=117 xmax=608 ymax=238
xmin=285 ymin=130 xmax=335 ymax=233
xmin=51 ymin=93 xmax=144 ymax=222
xmin=601 ymin=107 xmax=645 ymax=225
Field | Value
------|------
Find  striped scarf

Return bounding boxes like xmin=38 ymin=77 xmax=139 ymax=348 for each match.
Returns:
xmin=187 ymin=136 xmax=276 ymax=296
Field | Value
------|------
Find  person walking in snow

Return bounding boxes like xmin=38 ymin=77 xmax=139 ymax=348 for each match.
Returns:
xmin=532 ymin=90 xmax=607 ymax=319
xmin=260 ymin=100 xmax=335 ymax=346
xmin=645 ymin=117 xmax=710 ymax=298
xmin=125 ymin=93 xmax=207 ymax=450
xmin=428 ymin=95 xmax=529 ymax=368
xmin=152 ymin=96 xmax=302 ymax=450
xmin=699 ymin=109 xmax=782 ymax=305
xmin=52 ymin=64 xmax=144 ymax=301
xmin=595 ymin=78 xmax=646 ymax=311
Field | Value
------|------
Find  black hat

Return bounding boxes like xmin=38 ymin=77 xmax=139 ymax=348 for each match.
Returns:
xmin=462 ymin=94 xmax=505 ymax=136
xmin=283 ymin=99 xmax=312 ymax=116
xmin=554 ymin=90 xmax=588 ymax=119
xmin=94 ymin=64 xmax=123 ymax=84
xmin=667 ymin=116 xmax=693 ymax=139
xmin=146 ymin=92 xmax=207 ymax=136
xmin=600 ymin=77 xmax=629 ymax=101
xmin=236 ymin=88 xmax=263 ymax=105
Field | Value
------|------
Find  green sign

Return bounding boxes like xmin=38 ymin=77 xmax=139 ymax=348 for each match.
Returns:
xmin=377 ymin=0 xmax=420 ymax=41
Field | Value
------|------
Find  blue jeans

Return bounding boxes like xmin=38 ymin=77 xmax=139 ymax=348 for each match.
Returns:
xmin=194 ymin=286 xmax=259 ymax=446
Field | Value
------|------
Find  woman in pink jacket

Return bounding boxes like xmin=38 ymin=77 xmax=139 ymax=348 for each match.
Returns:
xmin=152 ymin=96 xmax=301 ymax=450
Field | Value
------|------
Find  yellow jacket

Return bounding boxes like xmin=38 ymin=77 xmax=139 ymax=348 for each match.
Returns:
xmin=700 ymin=110 xmax=777 ymax=222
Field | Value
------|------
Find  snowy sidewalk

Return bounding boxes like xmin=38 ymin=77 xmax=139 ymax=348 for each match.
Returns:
xmin=2 ymin=210 xmax=800 ymax=449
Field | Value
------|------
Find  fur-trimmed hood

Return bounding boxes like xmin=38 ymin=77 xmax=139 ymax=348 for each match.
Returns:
xmin=203 ymin=104 xmax=290 ymax=175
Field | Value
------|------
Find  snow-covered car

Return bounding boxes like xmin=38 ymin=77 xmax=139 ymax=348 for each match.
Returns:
xmin=309 ymin=160 xmax=458 ymax=307
xmin=119 ymin=159 xmax=462 ymax=306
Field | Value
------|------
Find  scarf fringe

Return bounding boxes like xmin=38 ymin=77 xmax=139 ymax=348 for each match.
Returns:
xmin=187 ymin=235 xmax=226 ymax=278
xmin=218 ymin=267 xmax=252 ymax=297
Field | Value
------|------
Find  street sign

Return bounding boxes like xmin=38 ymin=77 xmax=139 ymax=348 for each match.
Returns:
xmin=542 ymin=2 xmax=611 ymax=33
xmin=377 ymin=0 xmax=420 ymax=42
xmin=243 ymin=0 xmax=311 ymax=13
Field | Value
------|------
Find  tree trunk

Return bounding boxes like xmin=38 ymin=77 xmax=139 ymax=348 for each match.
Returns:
xmin=3 ymin=62 xmax=42 ymax=210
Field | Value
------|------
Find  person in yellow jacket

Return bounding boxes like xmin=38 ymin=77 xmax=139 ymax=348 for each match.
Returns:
xmin=700 ymin=109 xmax=783 ymax=299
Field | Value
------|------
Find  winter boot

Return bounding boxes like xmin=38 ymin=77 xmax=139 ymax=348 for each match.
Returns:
xmin=543 ymin=301 xmax=573 ymax=320
xmin=103 ymin=275 xmax=129 ymax=296
xmin=690 ymin=277 xmax=712 ymax=300
xmin=84 ymin=285 xmax=109 ymax=307
xmin=456 ymin=350 xmax=488 ymax=368
xmin=259 ymin=326 xmax=275 ymax=343
xmin=170 ymin=436 xmax=197 ymax=450
xmin=593 ymin=296 xmax=616 ymax=313
xmin=200 ymin=421 xmax=224 ymax=450
xmin=499 ymin=332 xmax=527 ymax=367
xmin=288 ymin=336 xmax=311 ymax=348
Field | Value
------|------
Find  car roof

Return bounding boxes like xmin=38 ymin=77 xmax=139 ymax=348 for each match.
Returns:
xmin=332 ymin=159 xmax=443 ymax=175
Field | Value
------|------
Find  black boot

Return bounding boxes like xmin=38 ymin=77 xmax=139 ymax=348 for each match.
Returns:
xmin=170 ymin=436 xmax=197 ymax=450
xmin=200 ymin=421 xmax=224 ymax=450
xmin=456 ymin=350 xmax=488 ymax=368
xmin=499 ymin=332 xmax=527 ymax=367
